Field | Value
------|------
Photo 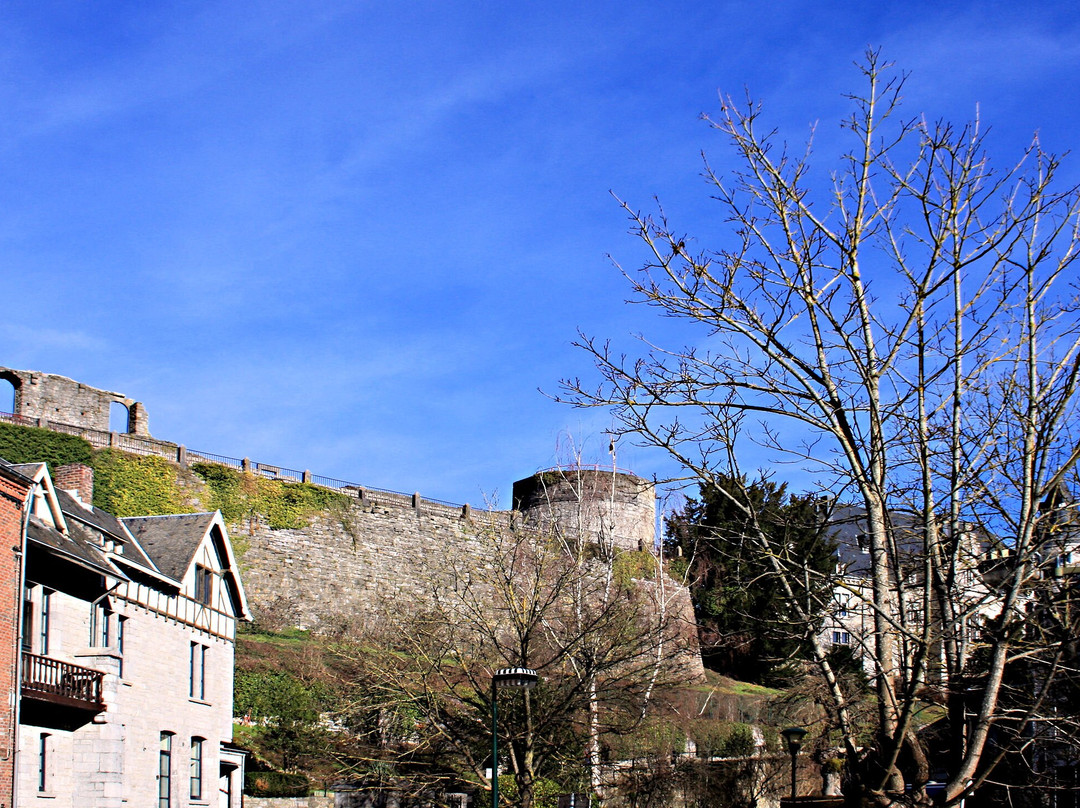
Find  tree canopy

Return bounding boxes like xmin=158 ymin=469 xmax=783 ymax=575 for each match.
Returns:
xmin=563 ymin=50 xmax=1080 ymax=806
xmin=666 ymin=476 xmax=835 ymax=684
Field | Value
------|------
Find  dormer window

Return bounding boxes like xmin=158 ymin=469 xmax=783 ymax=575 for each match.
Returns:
xmin=194 ymin=566 xmax=213 ymax=607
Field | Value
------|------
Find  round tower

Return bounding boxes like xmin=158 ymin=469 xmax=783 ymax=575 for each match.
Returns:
xmin=511 ymin=467 xmax=656 ymax=553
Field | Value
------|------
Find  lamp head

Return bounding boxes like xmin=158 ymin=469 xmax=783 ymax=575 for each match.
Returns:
xmin=781 ymin=726 xmax=808 ymax=755
xmin=493 ymin=667 xmax=539 ymax=690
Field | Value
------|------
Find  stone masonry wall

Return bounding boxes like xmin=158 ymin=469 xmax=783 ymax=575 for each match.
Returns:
xmin=238 ymin=497 xmax=510 ymax=630
xmin=236 ymin=491 xmax=704 ymax=679
xmin=512 ymin=469 xmax=657 ymax=553
xmin=0 ymin=367 xmax=149 ymax=436
xmin=0 ymin=367 xmax=704 ymax=678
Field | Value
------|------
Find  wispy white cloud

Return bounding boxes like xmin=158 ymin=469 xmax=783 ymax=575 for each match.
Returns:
xmin=1 ymin=324 xmax=109 ymax=353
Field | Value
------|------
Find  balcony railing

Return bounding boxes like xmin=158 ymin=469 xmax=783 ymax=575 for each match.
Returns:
xmin=21 ymin=652 xmax=105 ymax=711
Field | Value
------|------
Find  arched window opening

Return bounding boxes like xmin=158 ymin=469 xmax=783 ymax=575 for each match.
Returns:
xmin=109 ymin=401 xmax=131 ymax=434
xmin=0 ymin=375 xmax=16 ymax=415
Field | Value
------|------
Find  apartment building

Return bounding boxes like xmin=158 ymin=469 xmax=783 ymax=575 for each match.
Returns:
xmin=4 ymin=459 xmax=250 ymax=808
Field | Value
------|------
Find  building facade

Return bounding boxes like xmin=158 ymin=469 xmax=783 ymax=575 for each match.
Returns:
xmin=3 ymin=459 xmax=250 ymax=808
xmin=0 ymin=464 xmax=32 ymax=808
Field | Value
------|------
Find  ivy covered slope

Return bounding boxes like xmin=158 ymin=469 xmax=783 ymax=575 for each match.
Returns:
xmin=192 ymin=462 xmax=349 ymax=530
xmin=0 ymin=421 xmax=347 ymax=530
xmin=0 ymin=420 xmax=93 ymax=469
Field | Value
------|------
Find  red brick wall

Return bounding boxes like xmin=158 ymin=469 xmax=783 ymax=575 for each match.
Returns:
xmin=0 ymin=475 xmax=28 ymax=808
xmin=54 ymin=463 xmax=94 ymax=505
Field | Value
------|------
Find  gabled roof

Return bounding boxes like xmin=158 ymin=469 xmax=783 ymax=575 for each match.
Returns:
xmin=26 ymin=517 xmax=127 ymax=581
xmin=122 ymin=511 xmax=251 ymax=619
xmin=54 ymin=488 xmax=159 ymax=573
xmin=1 ymin=458 xmax=67 ymax=533
xmin=6 ymin=461 xmax=45 ymax=479
xmin=0 ymin=460 xmax=33 ymax=496
xmin=122 ymin=512 xmax=218 ymax=581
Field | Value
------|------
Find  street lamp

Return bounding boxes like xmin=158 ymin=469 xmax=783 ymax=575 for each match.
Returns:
xmin=781 ymin=726 xmax=808 ymax=801
xmin=491 ymin=667 xmax=539 ymax=808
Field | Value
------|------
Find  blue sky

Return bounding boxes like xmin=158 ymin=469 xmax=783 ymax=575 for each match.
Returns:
xmin=2 ymin=1 xmax=1079 ymax=508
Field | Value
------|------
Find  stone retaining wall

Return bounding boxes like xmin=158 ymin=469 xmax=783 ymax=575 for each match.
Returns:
xmin=244 ymin=797 xmax=334 ymax=808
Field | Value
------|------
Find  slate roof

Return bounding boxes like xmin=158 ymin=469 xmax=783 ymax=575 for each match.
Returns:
xmin=122 ymin=513 xmax=217 ymax=581
xmin=53 ymin=488 xmax=159 ymax=572
xmin=5 ymin=461 xmax=45 ymax=479
xmin=26 ymin=516 xmax=125 ymax=580
xmin=826 ymin=506 xmax=966 ymax=581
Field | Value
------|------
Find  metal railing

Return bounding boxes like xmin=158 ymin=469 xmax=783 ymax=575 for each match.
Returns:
xmin=0 ymin=409 xmax=472 ymax=514
xmin=21 ymin=652 xmax=105 ymax=709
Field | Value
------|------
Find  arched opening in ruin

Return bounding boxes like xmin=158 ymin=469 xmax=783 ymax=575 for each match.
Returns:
xmin=0 ymin=373 xmax=18 ymax=415
xmin=109 ymin=401 xmax=131 ymax=434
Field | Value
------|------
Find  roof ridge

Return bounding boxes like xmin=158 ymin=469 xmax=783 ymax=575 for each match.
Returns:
xmin=122 ymin=512 xmax=216 ymax=520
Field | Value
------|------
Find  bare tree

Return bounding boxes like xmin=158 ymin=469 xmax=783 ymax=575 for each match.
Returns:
xmin=345 ymin=487 xmax=690 ymax=808
xmin=562 ymin=50 xmax=1080 ymax=807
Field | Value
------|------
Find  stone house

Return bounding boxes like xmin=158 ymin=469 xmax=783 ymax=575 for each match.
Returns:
xmin=3 ymin=458 xmax=250 ymax=808
xmin=819 ymin=506 xmax=991 ymax=680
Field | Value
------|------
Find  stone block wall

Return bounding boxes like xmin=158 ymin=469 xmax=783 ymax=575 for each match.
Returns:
xmin=244 ymin=798 xmax=333 ymax=808
xmin=18 ymin=578 xmax=238 ymax=808
xmin=237 ymin=497 xmax=507 ymax=630
xmin=512 ymin=469 xmax=657 ymax=553
xmin=237 ymin=491 xmax=704 ymax=679
xmin=0 ymin=367 xmax=149 ymax=436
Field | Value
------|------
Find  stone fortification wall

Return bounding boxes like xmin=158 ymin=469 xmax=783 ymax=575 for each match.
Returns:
xmin=512 ymin=468 xmax=657 ymax=553
xmin=0 ymin=367 xmax=704 ymax=677
xmin=237 ymin=495 xmax=508 ymax=630
xmin=0 ymin=366 xmax=149 ymax=436
xmin=236 ymin=489 xmax=703 ymax=678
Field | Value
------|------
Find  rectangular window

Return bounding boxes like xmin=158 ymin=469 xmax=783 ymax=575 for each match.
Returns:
xmin=194 ymin=566 xmax=213 ymax=606
xmin=832 ymin=631 xmax=850 ymax=646
xmin=159 ymin=733 xmax=173 ymax=808
xmin=189 ymin=738 xmax=203 ymax=799
xmin=117 ymin=616 xmax=127 ymax=678
xmin=38 ymin=733 xmax=49 ymax=792
xmin=40 ymin=590 xmax=51 ymax=655
xmin=189 ymin=643 xmax=206 ymax=700
xmin=22 ymin=593 xmax=33 ymax=652
xmin=90 ymin=604 xmax=112 ymax=647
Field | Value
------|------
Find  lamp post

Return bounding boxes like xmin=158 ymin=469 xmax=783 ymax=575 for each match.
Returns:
xmin=781 ymin=726 xmax=808 ymax=802
xmin=491 ymin=667 xmax=539 ymax=808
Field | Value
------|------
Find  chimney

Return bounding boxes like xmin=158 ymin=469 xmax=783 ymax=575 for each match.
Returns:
xmin=55 ymin=463 xmax=94 ymax=508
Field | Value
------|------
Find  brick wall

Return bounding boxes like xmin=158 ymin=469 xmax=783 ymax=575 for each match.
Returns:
xmin=0 ymin=473 xmax=28 ymax=808
xmin=53 ymin=464 xmax=93 ymax=506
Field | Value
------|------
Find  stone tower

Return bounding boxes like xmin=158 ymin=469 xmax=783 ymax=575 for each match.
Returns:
xmin=511 ymin=467 xmax=656 ymax=553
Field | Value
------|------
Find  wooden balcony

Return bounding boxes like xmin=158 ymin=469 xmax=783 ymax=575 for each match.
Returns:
xmin=21 ymin=652 xmax=105 ymax=712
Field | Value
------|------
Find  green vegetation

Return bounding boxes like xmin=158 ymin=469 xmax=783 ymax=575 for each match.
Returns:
xmin=192 ymin=462 xmax=349 ymax=530
xmin=690 ymin=721 xmax=756 ymax=759
xmin=234 ymin=669 xmax=331 ymax=772
xmin=91 ymin=449 xmax=201 ymax=516
xmin=607 ymin=721 xmax=686 ymax=761
xmin=0 ymin=421 xmax=93 ymax=470
xmin=244 ymin=771 xmax=310 ymax=798
xmin=665 ymin=476 xmax=835 ymax=684
xmin=497 ymin=775 xmax=564 ymax=808
xmin=612 ymin=548 xmax=658 ymax=588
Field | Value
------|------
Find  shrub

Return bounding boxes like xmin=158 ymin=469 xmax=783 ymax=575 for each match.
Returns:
xmin=613 ymin=549 xmax=658 ymax=588
xmin=192 ymin=463 xmax=349 ymax=530
xmin=0 ymin=422 xmax=93 ymax=471
xmin=244 ymin=771 xmax=309 ymax=797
